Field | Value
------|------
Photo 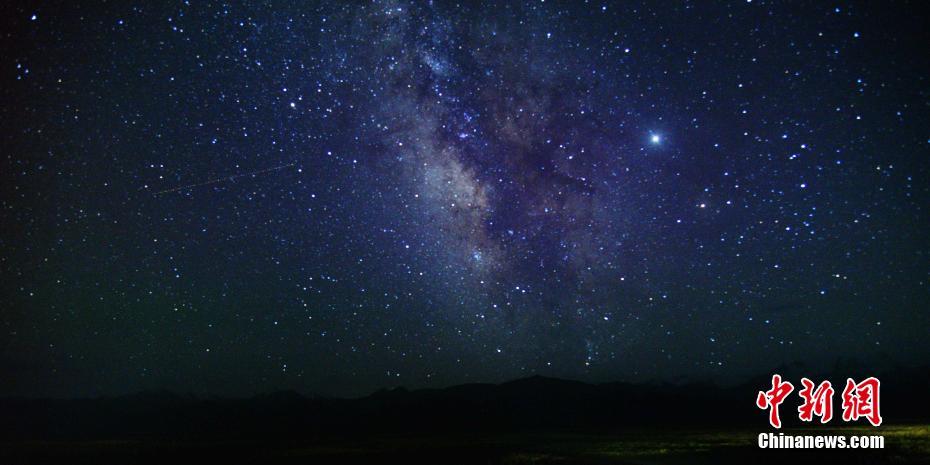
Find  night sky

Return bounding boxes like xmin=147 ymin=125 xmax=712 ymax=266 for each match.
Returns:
xmin=2 ymin=1 xmax=928 ymax=398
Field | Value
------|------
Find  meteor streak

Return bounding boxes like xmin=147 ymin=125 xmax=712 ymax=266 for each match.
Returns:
xmin=151 ymin=162 xmax=297 ymax=195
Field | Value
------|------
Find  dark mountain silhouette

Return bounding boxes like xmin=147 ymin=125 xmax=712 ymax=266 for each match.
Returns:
xmin=3 ymin=366 xmax=928 ymax=441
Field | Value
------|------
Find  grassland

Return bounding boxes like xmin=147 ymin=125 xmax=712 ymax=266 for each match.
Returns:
xmin=3 ymin=424 xmax=928 ymax=464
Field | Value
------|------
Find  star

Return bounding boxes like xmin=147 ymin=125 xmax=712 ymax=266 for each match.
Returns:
xmin=1 ymin=0 xmax=923 ymax=400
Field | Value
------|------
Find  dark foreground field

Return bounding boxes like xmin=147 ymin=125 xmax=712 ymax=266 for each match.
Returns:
xmin=3 ymin=425 xmax=928 ymax=465
xmin=4 ymin=373 xmax=929 ymax=464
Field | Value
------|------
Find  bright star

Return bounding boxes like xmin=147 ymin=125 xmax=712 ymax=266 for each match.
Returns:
xmin=650 ymin=134 xmax=661 ymax=144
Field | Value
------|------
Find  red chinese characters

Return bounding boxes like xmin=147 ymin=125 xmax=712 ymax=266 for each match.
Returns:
xmin=756 ymin=374 xmax=794 ymax=428
xmin=797 ymin=378 xmax=834 ymax=423
xmin=756 ymin=374 xmax=882 ymax=427
xmin=841 ymin=377 xmax=882 ymax=426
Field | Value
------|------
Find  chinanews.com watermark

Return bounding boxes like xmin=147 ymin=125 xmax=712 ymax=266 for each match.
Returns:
xmin=758 ymin=432 xmax=884 ymax=449
xmin=755 ymin=374 xmax=884 ymax=449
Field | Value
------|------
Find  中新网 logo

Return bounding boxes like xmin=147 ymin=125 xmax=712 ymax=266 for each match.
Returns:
xmin=755 ymin=374 xmax=881 ymax=428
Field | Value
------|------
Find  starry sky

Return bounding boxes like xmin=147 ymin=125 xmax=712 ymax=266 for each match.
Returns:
xmin=1 ymin=1 xmax=928 ymax=398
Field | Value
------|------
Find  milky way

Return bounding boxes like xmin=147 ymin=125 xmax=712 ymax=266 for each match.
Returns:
xmin=1 ymin=1 xmax=928 ymax=397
